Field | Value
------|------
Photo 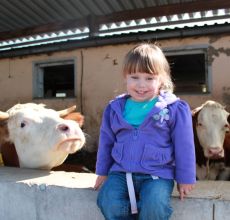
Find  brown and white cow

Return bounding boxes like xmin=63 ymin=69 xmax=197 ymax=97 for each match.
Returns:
xmin=0 ymin=103 xmax=85 ymax=170
xmin=192 ymin=100 xmax=230 ymax=180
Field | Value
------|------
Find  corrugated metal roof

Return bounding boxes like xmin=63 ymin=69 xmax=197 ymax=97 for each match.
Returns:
xmin=0 ymin=0 xmax=230 ymax=52
xmin=1 ymin=22 xmax=230 ymax=59
xmin=0 ymin=0 xmax=196 ymax=33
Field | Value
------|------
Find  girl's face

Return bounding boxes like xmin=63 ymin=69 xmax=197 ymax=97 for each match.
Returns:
xmin=126 ymin=72 xmax=161 ymax=102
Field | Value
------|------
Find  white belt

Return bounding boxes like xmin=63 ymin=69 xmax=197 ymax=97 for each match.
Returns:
xmin=126 ymin=172 xmax=138 ymax=214
xmin=126 ymin=173 xmax=159 ymax=214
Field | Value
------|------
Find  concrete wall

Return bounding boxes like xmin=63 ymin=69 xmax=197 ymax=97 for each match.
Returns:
xmin=0 ymin=167 xmax=229 ymax=220
xmin=1 ymin=34 xmax=230 ymax=151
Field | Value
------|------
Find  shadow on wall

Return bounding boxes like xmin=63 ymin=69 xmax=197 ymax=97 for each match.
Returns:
xmin=60 ymin=149 xmax=97 ymax=173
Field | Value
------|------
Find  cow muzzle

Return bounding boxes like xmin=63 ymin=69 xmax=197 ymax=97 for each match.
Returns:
xmin=56 ymin=137 xmax=85 ymax=153
xmin=206 ymin=147 xmax=224 ymax=159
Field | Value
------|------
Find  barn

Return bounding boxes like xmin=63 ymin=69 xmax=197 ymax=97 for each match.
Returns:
xmin=0 ymin=0 xmax=230 ymax=154
xmin=0 ymin=1 xmax=230 ymax=219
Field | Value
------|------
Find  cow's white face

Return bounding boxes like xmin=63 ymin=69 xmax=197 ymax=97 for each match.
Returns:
xmin=5 ymin=103 xmax=85 ymax=169
xmin=195 ymin=101 xmax=229 ymax=159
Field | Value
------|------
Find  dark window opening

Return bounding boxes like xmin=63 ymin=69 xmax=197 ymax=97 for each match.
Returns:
xmin=167 ymin=53 xmax=207 ymax=94
xmin=43 ymin=64 xmax=74 ymax=98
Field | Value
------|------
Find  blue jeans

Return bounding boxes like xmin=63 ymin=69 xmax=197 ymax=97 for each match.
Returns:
xmin=97 ymin=172 xmax=174 ymax=220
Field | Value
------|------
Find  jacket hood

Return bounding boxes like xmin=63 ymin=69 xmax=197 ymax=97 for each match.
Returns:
xmin=155 ymin=90 xmax=179 ymax=108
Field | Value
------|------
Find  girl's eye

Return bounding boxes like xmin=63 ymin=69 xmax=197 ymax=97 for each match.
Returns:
xmin=147 ymin=77 xmax=153 ymax=81
xmin=131 ymin=76 xmax=138 ymax=79
xmin=20 ymin=122 xmax=26 ymax=128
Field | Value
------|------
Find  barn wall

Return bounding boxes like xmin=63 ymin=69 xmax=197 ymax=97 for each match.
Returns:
xmin=0 ymin=34 xmax=230 ymax=151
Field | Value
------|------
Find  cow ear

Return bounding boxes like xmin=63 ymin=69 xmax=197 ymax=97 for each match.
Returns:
xmin=1 ymin=142 xmax=20 ymax=167
xmin=64 ymin=112 xmax=84 ymax=127
xmin=191 ymin=106 xmax=203 ymax=125
xmin=192 ymin=106 xmax=202 ymax=117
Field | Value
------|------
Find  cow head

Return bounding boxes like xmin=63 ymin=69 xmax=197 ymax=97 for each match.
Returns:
xmin=192 ymin=101 xmax=230 ymax=159
xmin=0 ymin=103 xmax=85 ymax=169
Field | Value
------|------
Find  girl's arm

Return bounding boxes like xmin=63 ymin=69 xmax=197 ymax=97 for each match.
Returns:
xmin=170 ymin=101 xmax=196 ymax=185
xmin=96 ymin=105 xmax=116 ymax=176
xmin=94 ymin=175 xmax=108 ymax=190
xmin=177 ymin=183 xmax=195 ymax=200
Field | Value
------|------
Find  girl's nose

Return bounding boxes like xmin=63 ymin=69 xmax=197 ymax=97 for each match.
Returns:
xmin=137 ymin=79 xmax=145 ymax=87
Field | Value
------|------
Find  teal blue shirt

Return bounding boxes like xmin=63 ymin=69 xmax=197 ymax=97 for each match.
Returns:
xmin=123 ymin=97 xmax=158 ymax=127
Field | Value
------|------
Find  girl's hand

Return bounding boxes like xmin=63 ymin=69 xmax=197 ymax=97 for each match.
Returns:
xmin=94 ymin=175 xmax=107 ymax=190
xmin=177 ymin=184 xmax=195 ymax=201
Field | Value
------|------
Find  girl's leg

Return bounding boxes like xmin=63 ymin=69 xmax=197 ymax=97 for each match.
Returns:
xmin=138 ymin=178 xmax=174 ymax=220
xmin=97 ymin=172 xmax=134 ymax=220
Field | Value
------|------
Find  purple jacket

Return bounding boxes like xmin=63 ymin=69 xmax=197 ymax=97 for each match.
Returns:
xmin=96 ymin=91 xmax=196 ymax=184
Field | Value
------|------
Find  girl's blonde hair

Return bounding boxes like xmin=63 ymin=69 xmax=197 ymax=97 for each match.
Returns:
xmin=122 ymin=43 xmax=174 ymax=92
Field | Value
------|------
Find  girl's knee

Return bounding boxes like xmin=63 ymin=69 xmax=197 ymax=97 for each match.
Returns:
xmin=139 ymin=199 xmax=173 ymax=220
xmin=97 ymin=189 xmax=131 ymax=219
xmin=139 ymin=190 xmax=173 ymax=220
xmin=97 ymin=198 xmax=130 ymax=219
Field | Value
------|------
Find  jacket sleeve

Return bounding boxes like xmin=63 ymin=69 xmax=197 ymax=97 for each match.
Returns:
xmin=96 ymin=104 xmax=116 ymax=176
xmin=170 ymin=101 xmax=196 ymax=184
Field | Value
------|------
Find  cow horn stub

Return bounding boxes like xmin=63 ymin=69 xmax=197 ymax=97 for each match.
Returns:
xmin=58 ymin=105 xmax=77 ymax=117
xmin=0 ymin=111 xmax=9 ymax=120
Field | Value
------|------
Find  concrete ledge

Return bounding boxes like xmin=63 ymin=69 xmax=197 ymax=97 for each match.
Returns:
xmin=0 ymin=167 xmax=230 ymax=220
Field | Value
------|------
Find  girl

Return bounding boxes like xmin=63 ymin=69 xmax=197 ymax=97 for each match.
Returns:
xmin=94 ymin=43 xmax=196 ymax=220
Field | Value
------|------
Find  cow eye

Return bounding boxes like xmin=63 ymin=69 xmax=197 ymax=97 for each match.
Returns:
xmin=20 ymin=122 xmax=26 ymax=128
xmin=197 ymin=122 xmax=202 ymax=127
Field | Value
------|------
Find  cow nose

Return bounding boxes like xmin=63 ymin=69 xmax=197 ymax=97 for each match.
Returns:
xmin=208 ymin=147 xmax=223 ymax=156
xmin=57 ymin=124 xmax=70 ymax=132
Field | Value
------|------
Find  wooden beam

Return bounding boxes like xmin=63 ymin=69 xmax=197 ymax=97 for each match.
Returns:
xmin=0 ymin=0 xmax=230 ymax=41
xmin=87 ymin=15 xmax=99 ymax=37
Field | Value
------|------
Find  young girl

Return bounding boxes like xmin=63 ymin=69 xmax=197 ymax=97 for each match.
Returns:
xmin=94 ymin=43 xmax=196 ymax=220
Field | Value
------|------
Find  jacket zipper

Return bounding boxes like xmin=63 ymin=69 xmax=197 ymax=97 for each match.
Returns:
xmin=133 ymin=128 xmax=138 ymax=140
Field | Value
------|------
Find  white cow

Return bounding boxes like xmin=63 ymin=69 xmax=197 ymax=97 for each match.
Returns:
xmin=192 ymin=100 xmax=229 ymax=159
xmin=192 ymin=100 xmax=230 ymax=180
xmin=0 ymin=103 xmax=85 ymax=169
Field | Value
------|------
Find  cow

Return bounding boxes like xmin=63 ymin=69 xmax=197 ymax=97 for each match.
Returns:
xmin=192 ymin=100 xmax=230 ymax=180
xmin=0 ymin=103 xmax=85 ymax=170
